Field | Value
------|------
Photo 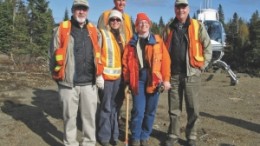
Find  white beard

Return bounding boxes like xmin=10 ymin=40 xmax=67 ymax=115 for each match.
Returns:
xmin=76 ymin=16 xmax=87 ymax=23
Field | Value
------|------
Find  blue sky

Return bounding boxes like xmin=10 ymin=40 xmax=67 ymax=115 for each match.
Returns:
xmin=49 ymin=0 xmax=260 ymax=24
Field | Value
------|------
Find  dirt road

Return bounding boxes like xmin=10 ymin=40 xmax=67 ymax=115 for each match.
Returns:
xmin=0 ymin=71 xmax=259 ymax=146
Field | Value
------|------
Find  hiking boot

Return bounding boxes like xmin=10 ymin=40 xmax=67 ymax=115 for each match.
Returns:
xmin=165 ymin=137 xmax=178 ymax=146
xmin=131 ymin=140 xmax=140 ymax=146
xmin=187 ymin=139 xmax=196 ymax=146
xmin=111 ymin=140 xmax=118 ymax=146
xmin=100 ymin=141 xmax=110 ymax=146
xmin=140 ymin=139 xmax=149 ymax=146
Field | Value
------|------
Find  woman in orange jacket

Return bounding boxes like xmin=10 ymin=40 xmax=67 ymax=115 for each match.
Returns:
xmin=122 ymin=13 xmax=171 ymax=146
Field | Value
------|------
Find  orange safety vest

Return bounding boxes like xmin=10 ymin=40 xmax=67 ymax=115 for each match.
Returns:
xmin=103 ymin=10 xmax=133 ymax=43
xmin=165 ymin=19 xmax=204 ymax=68
xmin=53 ymin=20 xmax=103 ymax=81
xmin=100 ymin=29 xmax=125 ymax=80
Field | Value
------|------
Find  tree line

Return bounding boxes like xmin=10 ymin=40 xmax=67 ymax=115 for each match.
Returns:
xmin=0 ymin=1 xmax=259 ymax=75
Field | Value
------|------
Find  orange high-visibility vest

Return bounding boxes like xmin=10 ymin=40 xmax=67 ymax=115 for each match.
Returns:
xmin=100 ymin=29 xmax=125 ymax=80
xmin=53 ymin=21 xmax=103 ymax=81
xmin=165 ymin=19 xmax=204 ymax=68
xmin=103 ymin=10 xmax=133 ymax=43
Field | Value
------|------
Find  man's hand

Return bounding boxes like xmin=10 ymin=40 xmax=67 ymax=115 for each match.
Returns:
xmin=163 ymin=81 xmax=171 ymax=91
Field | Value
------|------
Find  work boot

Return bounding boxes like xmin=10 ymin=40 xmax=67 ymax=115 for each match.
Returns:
xmin=100 ymin=141 xmax=110 ymax=146
xmin=111 ymin=140 xmax=118 ymax=146
xmin=140 ymin=139 xmax=149 ymax=146
xmin=131 ymin=140 xmax=140 ymax=146
xmin=187 ymin=139 xmax=196 ymax=146
xmin=165 ymin=137 xmax=178 ymax=146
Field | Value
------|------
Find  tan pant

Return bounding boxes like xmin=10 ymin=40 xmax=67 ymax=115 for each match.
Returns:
xmin=59 ymin=85 xmax=98 ymax=146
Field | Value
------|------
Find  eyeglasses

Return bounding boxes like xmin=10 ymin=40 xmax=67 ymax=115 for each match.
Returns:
xmin=109 ymin=18 xmax=121 ymax=22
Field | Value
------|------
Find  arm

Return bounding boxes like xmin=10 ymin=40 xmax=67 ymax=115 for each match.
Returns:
xmin=122 ymin=45 xmax=130 ymax=83
xmin=160 ymin=37 xmax=171 ymax=90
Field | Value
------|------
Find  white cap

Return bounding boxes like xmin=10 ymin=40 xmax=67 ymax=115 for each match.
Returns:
xmin=108 ymin=10 xmax=123 ymax=21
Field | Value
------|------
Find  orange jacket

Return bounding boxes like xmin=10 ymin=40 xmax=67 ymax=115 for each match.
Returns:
xmin=122 ymin=33 xmax=171 ymax=95
xmin=100 ymin=29 xmax=125 ymax=80
xmin=164 ymin=19 xmax=205 ymax=68
xmin=98 ymin=10 xmax=133 ymax=43
xmin=52 ymin=20 xmax=103 ymax=81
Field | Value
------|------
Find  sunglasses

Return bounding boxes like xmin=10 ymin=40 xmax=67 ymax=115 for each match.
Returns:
xmin=109 ymin=18 xmax=121 ymax=22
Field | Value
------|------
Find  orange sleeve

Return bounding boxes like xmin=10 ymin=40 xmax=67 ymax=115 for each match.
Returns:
xmin=160 ymin=38 xmax=171 ymax=82
xmin=122 ymin=45 xmax=130 ymax=83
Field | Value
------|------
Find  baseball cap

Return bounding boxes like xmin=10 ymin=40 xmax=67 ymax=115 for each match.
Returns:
xmin=72 ymin=0 xmax=89 ymax=8
xmin=175 ymin=0 xmax=189 ymax=6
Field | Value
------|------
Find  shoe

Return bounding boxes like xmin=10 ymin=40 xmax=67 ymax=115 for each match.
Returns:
xmin=100 ymin=141 xmax=110 ymax=146
xmin=187 ymin=139 xmax=196 ymax=146
xmin=111 ymin=140 xmax=118 ymax=146
xmin=140 ymin=139 xmax=149 ymax=146
xmin=165 ymin=137 xmax=178 ymax=146
xmin=131 ymin=140 xmax=140 ymax=146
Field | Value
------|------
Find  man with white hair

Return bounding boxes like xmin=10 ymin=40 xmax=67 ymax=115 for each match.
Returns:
xmin=49 ymin=0 xmax=103 ymax=145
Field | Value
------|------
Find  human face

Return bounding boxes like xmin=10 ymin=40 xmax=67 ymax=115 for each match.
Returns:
xmin=114 ymin=0 xmax=126 ymax=12
xmin=174 ymin=4 xmax=189 ymax=23
xmin=136 ymin=20 xmax=150 ymax=35
xmin=109 ymin=17 xmax=122 ymax=29
xmin=72 ymin=5 xmax=88 ymax=24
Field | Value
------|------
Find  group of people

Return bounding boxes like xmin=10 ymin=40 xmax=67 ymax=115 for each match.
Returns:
xmin=49 ymin=0 xmax=212 ymax=146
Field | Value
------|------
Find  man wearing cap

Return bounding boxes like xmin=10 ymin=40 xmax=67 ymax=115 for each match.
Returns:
xmin=97 ymin=9 xmax=126 ymax=146
xmin=163 ymin=0 xmax=212 ymax=146
xmin=49 ymin=0 xmax=103 ymax=145
xmin=122 ymin=13 xmax=171 ymax=146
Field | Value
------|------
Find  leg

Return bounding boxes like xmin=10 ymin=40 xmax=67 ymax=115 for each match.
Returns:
xmin=80 ymin=85 xmax=98 ymax=146
xmin=140 ymin=91 xmax=160 ymax=140
xmin=115 ymin=80 xmax=126 ymax=120
xmin=184 ymin=74 xmax=201 ymax=141
xmin=130 ymin=80 xmax=146 ymax=141
xmin=167 ymin=75 xmax=184 ymax=139
xmin=98 ymin=79 xmax=121 ymax=143
xmin=58 ymin=85 xmax=80 ymax=146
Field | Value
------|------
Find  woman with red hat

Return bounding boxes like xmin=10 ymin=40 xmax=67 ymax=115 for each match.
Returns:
xmin=122 ymin=13 xmax=171 ymax=146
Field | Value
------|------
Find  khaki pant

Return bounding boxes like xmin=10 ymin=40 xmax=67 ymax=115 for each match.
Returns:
xmin=167 ymin=74 xmax=201 ymax=140
xmin=59 ymin=85 xmax=98 ymax=146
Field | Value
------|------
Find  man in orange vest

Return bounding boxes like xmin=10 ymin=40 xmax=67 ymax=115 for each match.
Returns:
xmin=97 ymin=0 xmax=134 ymax=127
xmin=163 ymin=0 xmax=212 ymax=146
xmin=49 ymin=0 xmax=103 ymax=146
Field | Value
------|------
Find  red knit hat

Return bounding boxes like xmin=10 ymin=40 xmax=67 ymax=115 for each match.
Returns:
xmin=135 ymin=13 xmax=151 ymax=27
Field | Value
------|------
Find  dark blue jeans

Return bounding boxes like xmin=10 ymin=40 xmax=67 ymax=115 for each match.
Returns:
xmin=97 ymin=78 xmax=121 ymax=143
xmin=130 ymin=69 xmax=160 ymax=141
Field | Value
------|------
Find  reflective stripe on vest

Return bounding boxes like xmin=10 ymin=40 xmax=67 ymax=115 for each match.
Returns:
xmin=100 ymin=29 xmax=122 ymax=79
xmin=101 ymin=29 xmax=115 ymax=67
xmin=192 ymin=19 xmax=204 ymax=62
xmin=103 ymin=67 xmax=121 ymax=75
